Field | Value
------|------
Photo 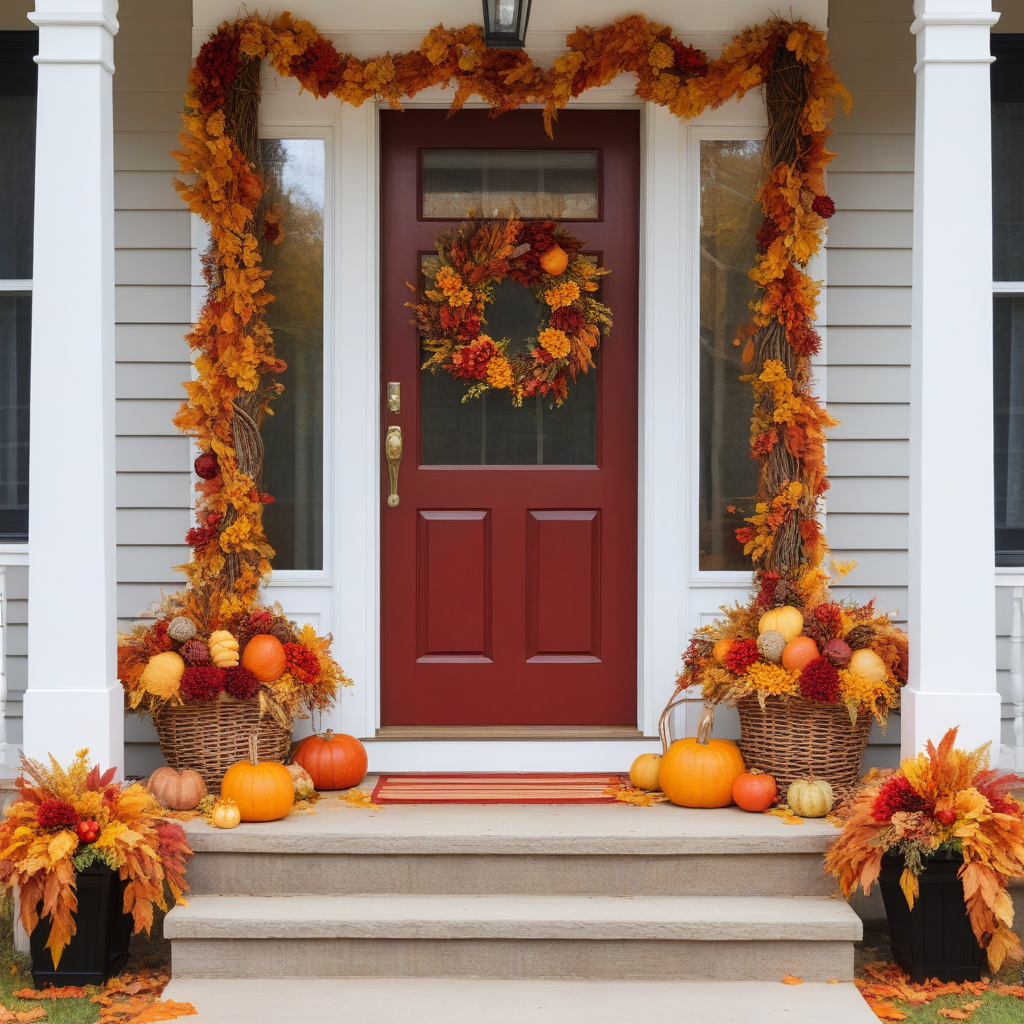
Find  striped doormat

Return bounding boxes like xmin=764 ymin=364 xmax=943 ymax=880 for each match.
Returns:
xmin=370 ymin=773 xmax=627 ymax=804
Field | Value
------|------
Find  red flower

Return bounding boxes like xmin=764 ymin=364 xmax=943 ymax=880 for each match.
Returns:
xmin=180 ymin=666 xmax=225 ymax=702
xmin=798 ymin=657 xmax=840 ymax=704
xmin=788 ymin=321 xmax=822 ymax=357
xmin=223 ymin=666 xmax=260 ymax=700
xmin=723 ymin=639 xmax=760 ymax=675
xmin=37 ymin=800 xmax=79 ymax=832
xmin=456 ymin=312 xmax=482 ymax=341
xmin=193 ymin=27 xmax=242 ymax=112
xmin=754 ymin=571 xmax=782 ymax=609
xmin=756 ymin=218 xmax=780 ymax=252
xmin=262 ymin=218 xmax=282 ymax=245
xmin=284 ymin=642 xmax=321 ymax=685
xmin=668 ymin=39 xmax=708 ymax=79
xmin=735 ymin=526 xmax=756 ymax=545
xmin=550 ymin=306 xmax=585 ymax=335
xmin=451 ymin=337 xmax=498 ymax=380
xmin=289 ymin=38 xmax=345 ymax=97
xmin=194 ymin=451 xmax=219 ymax=480
xmin=871 ymin=774 xmax=928 ymax=822
xmin=811 ymin=195 xmax=836 ymax=219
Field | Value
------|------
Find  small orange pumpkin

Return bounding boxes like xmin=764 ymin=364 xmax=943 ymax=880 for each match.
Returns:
xmin=221 ymin=733 xmax=295 ymax=822
xmin=659 ymin=707 xmax=745 ymax=809
xmin=539 ymin=244 xmax=569 ymax=276
xmin=712 ymin=639 xmax=734 ymax=665
xmin=629 ymin=753 xmax=662 ymax=792
xmin=732 ymin=770 xmax=777 ymax=812
xmin=782 ymin=636 xmax=819 ymax=674
xmin=293 ymin=730 xmax=368 ymax=791
xmin=241 ymin=634 xmax=287 ymax=682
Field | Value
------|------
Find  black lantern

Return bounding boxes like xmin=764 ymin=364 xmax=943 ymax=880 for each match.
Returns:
xmin=481 ymin=0 xmax=532 ymax=49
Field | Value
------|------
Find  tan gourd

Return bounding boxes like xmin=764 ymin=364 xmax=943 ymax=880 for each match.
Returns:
xmin=758 ymin=606 xmax=804 ymax=644
xmin=629 ymin=753 xmax=662 ymax=792
xmin=786 ymin=777 xmax=834 ymax=818
xmin=208 ymin=630 xmax=240 ymax=668
xmin=146 ymin=766 xmax=207 ymax=810
xmin=286 ymin=762 xmax=316 ymax=800
xmin=848 ymin=648 xmax=887 ymax=684
xmin=139 ymin=652 xmax=185 ymax=698
xmin=210 ymin=796 xmax=241 ymax=829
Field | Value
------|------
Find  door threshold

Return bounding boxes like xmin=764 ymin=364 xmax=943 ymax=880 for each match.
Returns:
xmin=375 ymin=725 xmax=645 ymax=741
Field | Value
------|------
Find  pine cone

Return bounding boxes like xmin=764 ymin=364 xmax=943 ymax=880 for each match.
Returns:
xmin=844 ymin=624 xmax=877 ymax=651
xmin=167 ymin=616 xmax=197 ymax=643
xmin=269 ymin=619 xmax=296 ymax=644
xmin=773 ymin=579 xmax=804 ymax=609
xmin=181 ymin=639 xmax=210 ymax=666
xmin=235 ymin=609 xmax=275 ymax=651
xmin=802 ymin=619 xmax=832 ymax=649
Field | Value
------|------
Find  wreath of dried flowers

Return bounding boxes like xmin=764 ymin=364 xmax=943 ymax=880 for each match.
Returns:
xmin=409 ymin=213 xmax=611 ymax=406
xmin=825 ymin=728 xmax=1024 ymax=973
xmin=0 ymin=750 xmax=192 ymax=969
xmin=172 ymin=12 xmax=849 ymax=611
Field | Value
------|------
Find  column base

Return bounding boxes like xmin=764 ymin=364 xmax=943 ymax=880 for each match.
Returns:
xmin=900 ymin=688 xmax=1001 ymax=760
xmin=22 ymin=684 xmax=125 ymax=777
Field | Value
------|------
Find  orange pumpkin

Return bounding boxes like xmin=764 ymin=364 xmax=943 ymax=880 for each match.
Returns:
xmin=539 ymin=244 xmax=569 ymax=276
xmin=146 ymin=766 xmax=207 ymax=811
xmin=712 ymin=639 xmax=734 ymax=665
xmin=221 ymin=733 xmax=295 ymax=822
xmin=241 ymin=634 xmax=287 ymax=682
xmin=782 ymin=636 xmax=819 ymax=673
xmin=659 ymin=707 xmax=745 ymax=808
xmin=293 ymin=730 xmax=367 ymax=790
xmin=732 ymin=770 xmax=777 ymax=812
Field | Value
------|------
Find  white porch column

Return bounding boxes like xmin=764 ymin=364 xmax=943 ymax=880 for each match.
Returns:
xmin=22 ymin=0 xmax=122 ymax=772
xmin=904 ymin=0 xmax=1001 ymax=758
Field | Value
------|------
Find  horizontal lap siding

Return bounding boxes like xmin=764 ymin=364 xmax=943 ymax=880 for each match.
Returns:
xmin=113 ymin=0 xmax=194 ymax=775
xmin=826 ymin=0 xmax=915 ymax=766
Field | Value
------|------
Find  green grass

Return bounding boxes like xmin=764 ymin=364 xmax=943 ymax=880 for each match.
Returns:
xmin=888 ymin=987 xmax=1024 ymax=1024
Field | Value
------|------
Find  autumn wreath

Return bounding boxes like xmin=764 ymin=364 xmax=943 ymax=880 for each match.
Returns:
xmin=408 ymin=213 xmax=611 ymax=406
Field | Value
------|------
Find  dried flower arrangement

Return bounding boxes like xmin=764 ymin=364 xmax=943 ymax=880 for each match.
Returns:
xmin=0 ymin=750 xmax=191 ymax=968
xmin=409 ymin=212 xmax=611 ymax=406
xmin=824 ymin=728 xmax=1024 ymax=973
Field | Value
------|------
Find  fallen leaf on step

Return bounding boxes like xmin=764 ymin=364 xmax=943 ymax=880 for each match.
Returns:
xmin=341 ymin=789 xmax=382 ymax=810
xmin=871 ymin=1004 xmax=907 ymax=1020
xmin=781 ymin=975 xmax=803 ymax=985
xmin=764 ymin=807 xmax=803 ymax=824
xmin=603 ymin=783 xmax=670 ymax=807
xmin=827 ymin=979 xmax=840 ymax=984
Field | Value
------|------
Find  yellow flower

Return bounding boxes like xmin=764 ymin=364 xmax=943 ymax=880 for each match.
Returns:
xmin=435 ymin=266 xmax=462 ymax=294
xmin=544 ymin=281 xmax=580 ymax=309
xmin=746 ymin=661 xmax=799 ymax=697
xmin=648 ymin=41 xmax=675 ymax=70
xmin=448 ymin=287 xmax=473 ymax=308
xmin=486 ymin=356 xmax=513 ymax=390
xmin=538 ymin=328 xmax=570 ymax=359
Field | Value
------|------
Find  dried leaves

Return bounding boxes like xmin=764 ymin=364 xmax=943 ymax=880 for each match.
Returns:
xmin=603 ymin=783 xmax=671 ymax=807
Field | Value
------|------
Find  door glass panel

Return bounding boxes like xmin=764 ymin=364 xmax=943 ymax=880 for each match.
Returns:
xmin=420 ymin=257 xmax=598 ymax=465
xmin=698 ymin=139 xmax=763 ymax=571
xmin=259 ymin=138 xmax=325 ymax=570
xmin=422 ymin=150 xmax=599 ymax=220
xmin=0 ymin=294 xmax=30 ymax=541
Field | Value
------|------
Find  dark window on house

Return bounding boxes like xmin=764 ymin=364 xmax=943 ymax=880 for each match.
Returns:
xmin=0 ymin=32 xmax=36 ymax=543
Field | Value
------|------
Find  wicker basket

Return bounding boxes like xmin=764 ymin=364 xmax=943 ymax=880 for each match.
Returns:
xmin=153 ymin=697 xmax=292 ymax=792
xmin=735 ymin=694 xmax=872 ymax=796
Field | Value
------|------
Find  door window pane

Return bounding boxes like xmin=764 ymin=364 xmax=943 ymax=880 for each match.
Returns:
xmin=0 ymin=33 xmax=36 ymax=279
xmin=422 ymin=150 xmax=599 ymax=220
xmin=993 ymin=37 xmax=1024 ymax=281
xmin=698 ymin=139 xmax=763 ymax=571
xmin=0 ymin=295 xmax=30 ymax=541
xmin=259 ymin=139 xmax=325 ymax=571
xmin=994 ymin=296 xmax=1024 ymax=564
xmin=420 ymin=257 xmax=598 ymax=465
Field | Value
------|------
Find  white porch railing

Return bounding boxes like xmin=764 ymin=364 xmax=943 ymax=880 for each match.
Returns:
xmin=997 ymin=574 xmax=1024 ymax=772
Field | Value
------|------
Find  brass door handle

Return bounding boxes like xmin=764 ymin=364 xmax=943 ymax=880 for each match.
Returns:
xmin=385 ymin=426 xmax=403 ymax=507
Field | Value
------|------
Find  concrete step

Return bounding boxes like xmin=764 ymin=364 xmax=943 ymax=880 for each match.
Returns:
xmin=165 ymin=893 xmax=861 ymax=981
xmin=182 ymin=800 xmax=841 ymax=898
xmin=162 ymin=977 xmax=880 ymax=1023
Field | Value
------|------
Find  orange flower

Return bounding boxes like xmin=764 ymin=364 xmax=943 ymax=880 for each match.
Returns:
xmin=544 ymin=281 xmax=580 ymax=309
xmin=538 ymin=328 xmax=571 ymax=359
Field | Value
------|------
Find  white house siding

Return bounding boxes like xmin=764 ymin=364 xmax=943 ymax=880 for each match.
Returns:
xmin=825 ymin=0 xmax=915 ymax=768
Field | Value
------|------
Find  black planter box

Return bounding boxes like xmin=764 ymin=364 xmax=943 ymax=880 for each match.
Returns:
xmin=878 ymin=851 xmax=986 ymax=983
xmin=30 ymin=866 xmax=133 ymax=987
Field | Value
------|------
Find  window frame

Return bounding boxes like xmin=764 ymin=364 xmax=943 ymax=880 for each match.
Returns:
xmin=254 ymin=125 xmax=335 ymax=583
xmin=0 ymin=29 xmax=38 ymax=554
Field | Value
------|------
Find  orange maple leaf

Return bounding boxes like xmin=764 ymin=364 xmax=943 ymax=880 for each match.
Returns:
xmin=781 ymin=975 xmax=803 ymax=985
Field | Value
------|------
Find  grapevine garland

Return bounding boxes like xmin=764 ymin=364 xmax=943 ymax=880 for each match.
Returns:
xmin=172 ymin=12 xmax=849 ymax=607
xmin=410 ymin=213 xmax=611 ymax=406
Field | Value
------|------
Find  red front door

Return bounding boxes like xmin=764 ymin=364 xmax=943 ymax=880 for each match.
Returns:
xmin=380 ymin=109 xmax=639 ymax=728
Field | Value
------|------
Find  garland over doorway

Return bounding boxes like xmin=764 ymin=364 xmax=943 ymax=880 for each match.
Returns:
xmin=173 ymin=12 xmax=851 ymax=607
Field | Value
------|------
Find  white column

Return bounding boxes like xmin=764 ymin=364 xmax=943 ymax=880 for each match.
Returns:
xmin=905 ymin=0 xmax=1001 ymax=758
xmin=23 ymin=0 xmax=122 ymax=772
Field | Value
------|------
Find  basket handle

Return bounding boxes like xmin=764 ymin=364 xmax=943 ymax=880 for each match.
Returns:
xmin=657 ymin=687 xmax=714 ymax=755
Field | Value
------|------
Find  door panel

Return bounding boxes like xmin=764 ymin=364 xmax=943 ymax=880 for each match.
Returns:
xmin=380 ymin=109 xmax=639 ymax=728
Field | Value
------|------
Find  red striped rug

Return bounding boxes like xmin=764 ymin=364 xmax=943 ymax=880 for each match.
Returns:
xmin=370 ymin=773 xmax=627 ymax=804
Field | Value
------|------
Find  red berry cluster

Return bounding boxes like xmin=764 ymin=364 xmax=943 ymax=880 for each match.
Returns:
xmin=193 ymin=27 xmax=242 ymax=112
xmin=224 ymin=666 xmax=260 ymax=700
xmin=76 ymin=819 xmax=100 ymax=844
xmin=811 ymin=195 xmax=836 ymax=218
xmin=180 ymin=666 xmax=225 ymax=702
xmin=798 ymin=657 xmax=840 ymax=704
xmin=284 ymin=642 xmax=321 ymax=685
xmin=723 ymin=639 xmax=760 ymax=675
